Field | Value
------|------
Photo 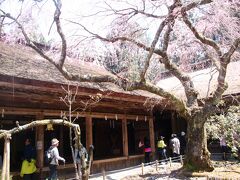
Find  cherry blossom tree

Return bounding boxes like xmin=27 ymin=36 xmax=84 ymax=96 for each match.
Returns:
xmin=1 ymin=0 xmax=240 ymax=172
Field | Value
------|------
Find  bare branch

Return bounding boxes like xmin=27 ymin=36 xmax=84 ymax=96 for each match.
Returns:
xmin=140 ymin=18 xmax=168 ymax=81
xmin=181 ymin=8 xmax=222 ymax=57
xmin=128 ymin=81 xmax=189 ymax=117
xmin=140 ymin=0 xmax=181 ymax=81
xmin=223 ymin=38 xmax=240 ymax=62
xmin=184 ymin=0 xmax=213 ymax=11
xmin=66 ymin=20 xmax=165 ymax=57
xmin=1 ymin=11 xmax=59 ymax=64
xmin=160 ymin=53 xmax=199 ymax=106
xmin=162 ymin=23 xmax=173 ymax=51
xmin=52 ymin=0 xmax=67 ymax=68
xmin=2 ymin=12 xmax=119 ymax=84
xmin=211 ymin=38 xmax=240 ymax=103
xmin=66 ymin=9 xmax=199 ymax=107
xmin=0 ymin=15 xmax=4 ymax=38
xmin=103 ymin=1 xmax=167 ymax=20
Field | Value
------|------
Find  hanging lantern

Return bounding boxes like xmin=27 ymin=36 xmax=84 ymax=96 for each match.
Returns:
xmin=46 ymin=124 xmax=54 ymax=131
xmin=136 ymin=116 xmax=138 ymax=121
xmin=115 ymin=114 xmax=118 ymax=121
xmin=105 ymin=115 xmax=108 ymax=121
xmin=145 ymin=116 xmax=147 ymax=122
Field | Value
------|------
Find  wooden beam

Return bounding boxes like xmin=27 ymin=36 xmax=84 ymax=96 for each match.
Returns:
xmin=149 ymin=117 xmax=155 ymax=153
xmin=0 ymin=107 xmax=151 ymax=120
xmin=0 ymin=79 xmax=149 ymax=103
xmin=0 ymin=93 xmax=147 ymax=113
xmin=122 ymin=115 xmax=128 ymax=157
xmin=85 ymin=115 xmax=93 ymax=151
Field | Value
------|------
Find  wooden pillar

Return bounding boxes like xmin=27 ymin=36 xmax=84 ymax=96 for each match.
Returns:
xmin=122 ymin=115 xmax=128 ymax=157
xmin=86 ymin=115 xmax=93 ymax=151
xmin=59 ymin=125 xmax=64 ymax=156
xmin=35 ymin=113 xmax=44 ymax=178
xmin=1 ymin=134 xmax=11 ymax=180
xmin=149 ymin=117 xmax=155 ymax=153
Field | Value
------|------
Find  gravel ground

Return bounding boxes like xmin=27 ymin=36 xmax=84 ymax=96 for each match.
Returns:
xmin=89 ymin=162 xmax=206 ymax=180
xmin=89 ymin=157 xmax=240 ymax=180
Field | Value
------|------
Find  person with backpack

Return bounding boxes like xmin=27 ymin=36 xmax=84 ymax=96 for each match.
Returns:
xmin=47 ymin=138 xmax=65 ymax=180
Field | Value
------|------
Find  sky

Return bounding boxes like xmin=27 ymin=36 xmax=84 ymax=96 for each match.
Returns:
xmin=1 ymin=0 xmax=106 ymax=40
xmin=1 ymin=0 xmax=169 ymax=43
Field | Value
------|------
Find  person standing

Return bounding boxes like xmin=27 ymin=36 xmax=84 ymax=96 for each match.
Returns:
xmin=170 ymin=134 xmax=180 ymax=157
xmin=219 ymin=136 xmax=228 ymax=160
xmin=20 ymin=138 xmax=37 ymax=180
xmin=143 ymin=137 xmax=151 ymax=163
xmin=48 ymin=138 xmax=65 ymax=180
xmin=138 ymin=137 xmax=152 ymax=163
xmin=179 ymin=131 xmax=186 ymax=155
xmin=157 ymin=136 xmax=167 ymax=161
xmin=74 ymin=143 xmax=88 ymax=178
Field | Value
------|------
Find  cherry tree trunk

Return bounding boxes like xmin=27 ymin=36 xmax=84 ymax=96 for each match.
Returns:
xmin=184 ymin=117 xmax=214 ymax=171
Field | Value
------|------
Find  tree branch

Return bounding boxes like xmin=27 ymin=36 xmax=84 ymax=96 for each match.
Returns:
xmin=184 ymin=0 xmax=213 ymax=11
xmin=223 ymin=38 xmax=240 ymax=62
xmin=160 ymin=53 xmax=199 ymax=106
xmin=104 ymin=1 xmax=167 ymax=19
xmin=128 ymin=81 xmax=189 ymax=117
xmin=181 ymin=8 xmax=222 ymax=57
xmin=2 ymin=11 xmax=120 ymax=84
xmin=1 ymin=12 xmax=59 ymax=65
xmin=52 ymin=0 xmax=67 ymax=68
xmin=66 ymin=20 xmax=165 ymax=57
xmin=140 ymin=0 xmax=180 ymax=81
xmin=211 ymin=38 xmax=240 ymax=104
xmin=162 ymin=23 xmax=173 ymax=52
xmin=140 ymin=18 xmax=167 ymax=81
xmin=67 ymin=13 xmax=199 ymax=107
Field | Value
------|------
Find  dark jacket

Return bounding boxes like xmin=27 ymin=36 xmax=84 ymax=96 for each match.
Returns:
xmin=23 ymin=144 xmax=36 ymax=161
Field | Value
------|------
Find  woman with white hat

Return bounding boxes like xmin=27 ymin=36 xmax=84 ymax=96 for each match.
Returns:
xmin=48 ymin=138 xmax=65 ymax=180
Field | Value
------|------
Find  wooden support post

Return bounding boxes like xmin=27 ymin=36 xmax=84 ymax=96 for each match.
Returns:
xmin=155 ymin=160 xmax=158 ymax=171
xmin=1 ymin=134 xmax=11 ymax=180
xmin=169 ymin=157 xmax=172 ymax=167
xmin=59 ymin=125 xmax=64 ymax=156
xmin=102 ymin=168 xmax=105 ymax=180
xmin=36 ymin=113 xmax=44 ymax=179
xmin=141 ymin=163 xmax=144 ymax=175
xmin=149 ymin=117 xmax=155 ymax=153
xmin=180 ymin=155 xmax=183 ymax=165
xmin=122 ymin=115 xmax=128 ymax=157
xmin=86 ymin=115 xmax=93 ymax=151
